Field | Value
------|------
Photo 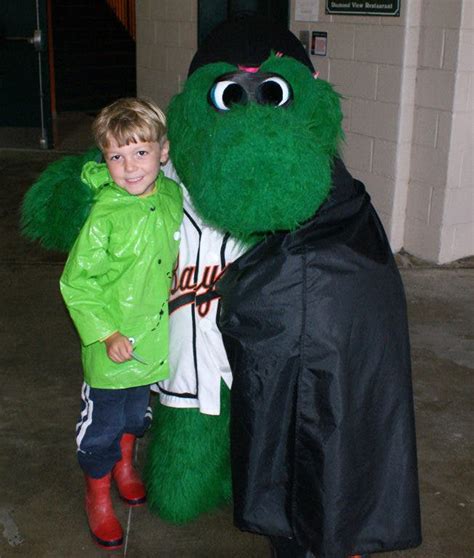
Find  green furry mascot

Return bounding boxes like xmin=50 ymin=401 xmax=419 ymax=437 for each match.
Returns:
xmin=150 ymin=16 xmax=421 ymax=558
xmin=22 ymin=15 xmax=421 ymax=557
xmin=143 ymin=19 xmax=344 ymax=526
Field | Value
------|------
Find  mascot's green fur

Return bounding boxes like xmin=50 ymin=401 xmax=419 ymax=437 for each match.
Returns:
xmin=21 ymin=20 xmax=342 ymax=525
xmin=167 ymin=55 xmax=342 ymax=240
xmin=144 ymin=384 xmax=232 ymax=522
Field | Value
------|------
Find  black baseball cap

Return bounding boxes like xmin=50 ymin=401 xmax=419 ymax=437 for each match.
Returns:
xmin=188 ymin=14 xmax=314 ymax=76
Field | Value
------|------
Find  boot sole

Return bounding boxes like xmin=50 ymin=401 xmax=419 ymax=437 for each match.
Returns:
xmin=91 ymin=532 xmax=123 ymax=550
xmin=120 ymin=494 xmax=147 ymax=506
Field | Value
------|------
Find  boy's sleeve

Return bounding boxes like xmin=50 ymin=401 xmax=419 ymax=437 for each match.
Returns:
xmin=60 ymin=211 xmax=117 ymax=346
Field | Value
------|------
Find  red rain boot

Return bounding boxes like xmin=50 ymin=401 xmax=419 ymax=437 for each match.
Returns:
xmin=85 ymin=473 xmax=123 ymax=549
xmin=112 ymin=433 xmax=146 ymax=506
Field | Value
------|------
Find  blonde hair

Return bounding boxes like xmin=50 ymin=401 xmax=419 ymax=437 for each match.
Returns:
xmin=93 ymin=97 xmax=167 ymax=150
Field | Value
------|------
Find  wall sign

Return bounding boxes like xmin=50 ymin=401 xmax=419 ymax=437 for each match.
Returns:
xmin=311 ymin=31 xmax=327 ymax=56
xmin=295 ymin=0 xmax=320 ymax=22
xmin=326 ymin=1 xmax=400 ymax=16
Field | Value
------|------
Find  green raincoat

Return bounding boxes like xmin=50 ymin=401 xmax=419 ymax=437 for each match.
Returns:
xmin=60 ymin=162 xmax=183 ymax=389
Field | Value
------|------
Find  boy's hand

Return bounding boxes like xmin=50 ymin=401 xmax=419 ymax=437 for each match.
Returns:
xmin=104 ymin=332 xmax=133 ymax=363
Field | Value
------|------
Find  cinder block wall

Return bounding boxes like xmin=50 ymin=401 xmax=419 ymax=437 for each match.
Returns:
xmin=404 ymin=0 xmax=473 ymax=263
xmin=136 ymin=0 xmax=473 ymax=263
xmin=291 ymin=2 xmax=414 ymax=250
xmin=445 ymin=2 xmax=474 ymax=262
xmin=136 ymin=0 xmax=197 ymax=109
xmin=290 ymin=0 xmax=473 ymax=263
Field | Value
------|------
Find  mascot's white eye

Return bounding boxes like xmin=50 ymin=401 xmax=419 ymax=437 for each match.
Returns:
xmin=210 ymin=80 xmax=247 ymax=111
xmin=257 ymin=76 xmax=292 ymax=107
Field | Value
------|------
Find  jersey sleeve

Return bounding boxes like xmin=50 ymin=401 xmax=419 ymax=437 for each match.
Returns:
xmin=59 ymin=209 xmax=117 ymax=346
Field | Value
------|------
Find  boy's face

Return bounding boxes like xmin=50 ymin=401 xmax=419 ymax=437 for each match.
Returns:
xmin=103 ymin=138 xmax=169 ymax=196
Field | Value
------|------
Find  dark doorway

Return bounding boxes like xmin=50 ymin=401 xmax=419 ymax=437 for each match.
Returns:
xmin=0 ymin=0 xmax=52 ymax=148
xmin=52 ymin=0 xmax=136 ymax=113
xmin=0 ymin=0 xmax=136 ymax=149
xmin=198 ymin=0 xmax=289 ymax=45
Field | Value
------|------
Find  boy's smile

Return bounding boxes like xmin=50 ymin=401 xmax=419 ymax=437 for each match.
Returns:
xmin=104 ymin=138 xmax=169 ymax=196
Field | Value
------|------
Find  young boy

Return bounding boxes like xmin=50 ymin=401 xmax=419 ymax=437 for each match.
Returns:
xmin=60 ymin=98 xmax=183 ymax=550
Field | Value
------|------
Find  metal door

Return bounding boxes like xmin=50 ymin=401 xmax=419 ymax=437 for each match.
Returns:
xmin=198 ymin=0 xmax=289 ymax=46
xmin=0 ymin=0 xmax=52 ymax=148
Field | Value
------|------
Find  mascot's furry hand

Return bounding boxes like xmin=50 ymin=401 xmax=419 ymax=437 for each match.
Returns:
xmin=21 ymin=148 xmax=99 ymax=252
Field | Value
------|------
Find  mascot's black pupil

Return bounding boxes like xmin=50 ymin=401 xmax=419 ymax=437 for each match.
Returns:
xmin=209 ymin=73 xmax=292 ymax=111
xmin=224 ymin=83 xmax=246 ymax=107
xmin=257 ymin=81 xmax=284 ymax=105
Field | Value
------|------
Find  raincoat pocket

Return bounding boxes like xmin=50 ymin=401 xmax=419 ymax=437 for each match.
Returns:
xmin=82 ymin=324 xmax=169 ymax=389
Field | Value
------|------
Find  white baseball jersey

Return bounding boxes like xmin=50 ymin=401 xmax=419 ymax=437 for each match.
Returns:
xmin=153 ymin=162 xmax=245 ymax=415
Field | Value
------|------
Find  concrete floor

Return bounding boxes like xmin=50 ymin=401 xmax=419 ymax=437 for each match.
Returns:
xmin=0 ymin=145 xmax=472 ymax=557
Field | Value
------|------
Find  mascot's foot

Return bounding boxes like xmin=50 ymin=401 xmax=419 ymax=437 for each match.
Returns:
xmin=112 ymin=433 xmax=146 ymax=506
xmin=269 ymin=536 xmax=315 ymax=557
xmin=85 ymin=473 xmax=123 ymax=550
xmin=270 ymin=537 xmax=370 ymax=558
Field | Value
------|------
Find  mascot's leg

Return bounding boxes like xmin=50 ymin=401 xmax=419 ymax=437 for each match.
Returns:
xmin=144 ymin=383 xmax=231 ymax=523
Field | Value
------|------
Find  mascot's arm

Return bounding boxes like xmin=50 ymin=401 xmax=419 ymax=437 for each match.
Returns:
xmin=20 ymin=147 xmax=101 ymax=252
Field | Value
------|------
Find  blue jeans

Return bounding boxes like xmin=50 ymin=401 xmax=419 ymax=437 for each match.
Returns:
xmin=76 ymin=382 xmax=152 ymax=478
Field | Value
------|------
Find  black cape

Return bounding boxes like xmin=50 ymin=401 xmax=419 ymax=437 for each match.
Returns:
xmin=217 ymin=159 xmax=422 ymax=557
